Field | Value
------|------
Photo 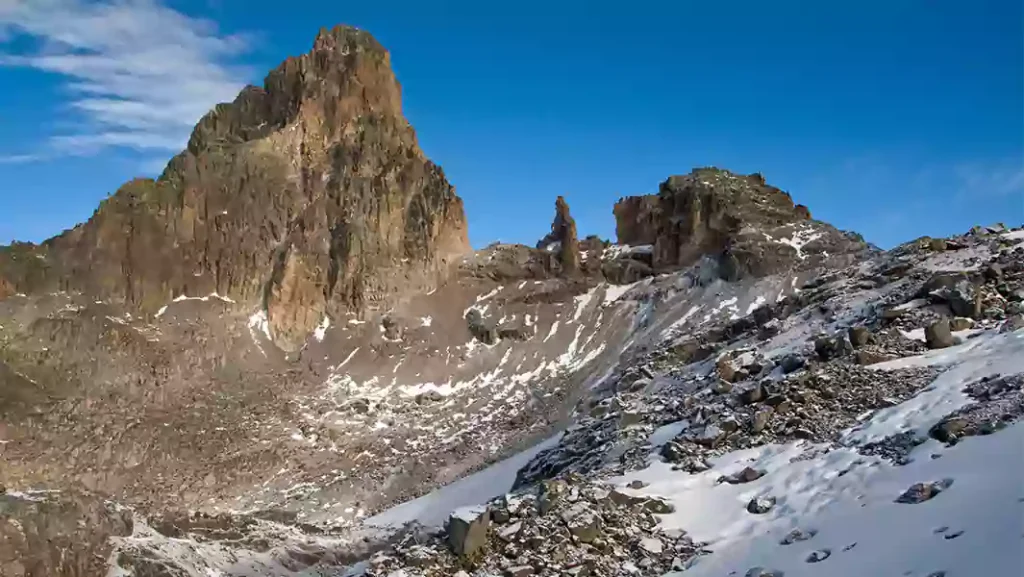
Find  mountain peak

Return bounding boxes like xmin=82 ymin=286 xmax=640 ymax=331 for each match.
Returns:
xmin=0 ymin=26 xmax=469 ymax=351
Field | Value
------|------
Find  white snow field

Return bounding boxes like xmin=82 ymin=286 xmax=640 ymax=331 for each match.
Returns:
xmin=611 ymin=328 xmax=1024 ymax=577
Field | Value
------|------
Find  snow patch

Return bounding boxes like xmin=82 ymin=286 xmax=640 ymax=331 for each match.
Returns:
xmin=313 ymin=316 xmax=331 ymax=342
xmin=764 ymin=226 xmax=823 ymax=260
xmin=571 ymin=286 xmax=599 ymax=322
xmin=156 ymin=293 xmax=235 ymax=318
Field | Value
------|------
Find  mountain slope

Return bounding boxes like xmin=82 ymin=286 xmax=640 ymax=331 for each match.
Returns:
xmin=1 ymin=23 xmax=1019 ymax=577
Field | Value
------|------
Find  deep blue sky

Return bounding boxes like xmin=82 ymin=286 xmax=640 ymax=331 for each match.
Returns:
xmin=1 ymin=0 xmax=1021 ymax=248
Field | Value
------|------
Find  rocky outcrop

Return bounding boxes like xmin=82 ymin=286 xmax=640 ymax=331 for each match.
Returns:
xmin=536 ymin=196 xmax=580 ymax=274
xmin=0 ymin=26 xmax=470 ymax=350
xmin=612 ymin=168 xmax=866 ymax=280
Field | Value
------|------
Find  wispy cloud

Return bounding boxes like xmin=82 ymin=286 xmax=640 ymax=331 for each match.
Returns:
xmin=952 ymin=161 xmax=1024 ymax=200
xmin=0 ymin=0 xmax=251 ymax=159
xmin=0 ymin=152 xmax=48 ymax=163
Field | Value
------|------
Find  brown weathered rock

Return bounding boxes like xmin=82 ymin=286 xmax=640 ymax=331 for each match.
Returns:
xmin=611 ymin=168 xmax=867 ymax=279
xmin=0 ymin=26 xmax=470 ymax=351
xmin=949 ymin=317 xmax=974 ymax=331
xmin=925 ymin=320 xmax=955 ymax=349
xmin=848 ymin=326 xmax=871 ymax=348
xmin=536 ymin=196 xmax=580 ymax=275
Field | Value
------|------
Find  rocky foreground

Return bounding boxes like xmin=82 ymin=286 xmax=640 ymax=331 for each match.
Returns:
xmin=0 ymin=23 xmax=1022 ymax=577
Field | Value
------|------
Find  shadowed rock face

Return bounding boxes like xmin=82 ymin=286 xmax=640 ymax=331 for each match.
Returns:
xmin=0 ymin=26 xmax=469 ymax=350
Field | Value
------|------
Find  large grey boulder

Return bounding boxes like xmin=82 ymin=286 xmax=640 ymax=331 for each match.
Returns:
xmin=446 ymin=505 xmax=491 ymax=557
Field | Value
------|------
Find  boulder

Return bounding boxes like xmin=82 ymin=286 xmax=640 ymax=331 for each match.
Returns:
xmin=716 ymin=357 xmax=738 ymax=382
xmin=848 ymin=326 xmax=871 ymax=348
xmin=929 ymin=417 xmax=968 ymax=444
xmin=855 ymin=350 xmax=895 ymax=365
xmin=737 ymin=381 xmax=766 ymax=405
xmin=780 ymin=528 xmax=817 ymax=545
xmin=446 ymin=506 xmax=491 ymax=557
xmin=779 ymin=353 xmax=805 ymax=374
xmin=814 ymin=332 xmax=853 ymax=360
xmin=922 ymin=274 xmax=978 ymax=318
xmin=746 ymin=495 xmax=776 ymax=514
xmin=719 ymin=467 xmax=765 ymax=485
xmin=465 ymin=309 xmax=499 ymax=344
xmin=949 ymin=317 xmax=974 ymax=331
xmin=751 ymin=408 xmax=772 ymax=434
xmin=895 ymin=479 xmax=953 ymax=504
xmin=925 ymin=319 xmax=955 ymax=349
xmin=560 ymin=502 xmax=602 ymax=543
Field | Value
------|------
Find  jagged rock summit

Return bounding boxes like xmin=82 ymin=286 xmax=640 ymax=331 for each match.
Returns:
xmin=0 ymin=25 xmax=469 ymax=350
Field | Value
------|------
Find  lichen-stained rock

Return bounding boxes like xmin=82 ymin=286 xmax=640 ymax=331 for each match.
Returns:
xmin=0 ymin=26 xmax=470 ymax=351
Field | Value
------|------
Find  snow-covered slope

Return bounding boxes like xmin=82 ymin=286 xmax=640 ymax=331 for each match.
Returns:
xmin=614 ymin=330 xmax=1024 ymax=577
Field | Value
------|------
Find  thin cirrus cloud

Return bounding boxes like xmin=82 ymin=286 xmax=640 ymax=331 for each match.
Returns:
xmin=0 ymin=0 xmax=252 ymax=161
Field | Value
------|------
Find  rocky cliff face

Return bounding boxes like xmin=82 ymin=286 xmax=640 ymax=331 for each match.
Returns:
xmin=612 ymin=168 xmax=867 ymax=280
xmin=0 ymin=26 xmax=469 ymax=350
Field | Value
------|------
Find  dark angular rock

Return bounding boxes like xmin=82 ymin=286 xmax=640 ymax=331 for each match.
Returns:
xmin=746 ymin=495 xmax=776 ymax=514
xmin=780 ymin=528 xmax=817 ymax=545
xmin=737 ymin=382 xmax=766 ymax=405
xmin=446 ymin=506 xmax=491 ymax=557
xmin=805 ymin=548 xmax=832 ymax=563
xmin=780 ymin=353 xmax=806 ymax=374
xmin=466 ymin=309 xmax=499 ymax=344
xmin=719 ymin=467 xmax=765 ymax=485
xmin=815 ymin=332 xmax=853 ymax=360
xmin=895 ymin=478 xmax=954 ymax=504
xmin=929 ymin=417 xmax=968 ymax=443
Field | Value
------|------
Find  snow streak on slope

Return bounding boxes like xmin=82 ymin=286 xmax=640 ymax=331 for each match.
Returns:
xmin=365 ymin=434 xmax=562 ymax=528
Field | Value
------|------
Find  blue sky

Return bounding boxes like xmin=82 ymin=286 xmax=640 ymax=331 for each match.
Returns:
xmin=1 ymin=0 xmax=1021 ymax=249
